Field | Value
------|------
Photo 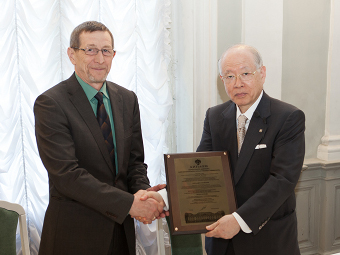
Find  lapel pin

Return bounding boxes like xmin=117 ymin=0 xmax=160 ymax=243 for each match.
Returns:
xmin=259 ymin=129 xmax=263 ymax=133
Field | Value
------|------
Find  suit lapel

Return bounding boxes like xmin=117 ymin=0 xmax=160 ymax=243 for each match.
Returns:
xmin=220 ymin=103 xmax=238 ymax=171
xmin=106 ymin=82 xmax=123 ymax=175
xmin=233 ymin=92 xmax=271 ymax=185
xmin=66 ymin=74 xmax=114 ymax=172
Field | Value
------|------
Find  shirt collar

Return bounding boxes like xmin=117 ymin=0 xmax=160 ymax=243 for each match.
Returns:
xmin=75 ymin=73 xmax=109 ymax=100
xmin=236 ymin=90 xmax=263 ymax=120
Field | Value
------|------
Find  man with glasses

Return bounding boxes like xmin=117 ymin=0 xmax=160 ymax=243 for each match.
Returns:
xmin=197 ymin=44 xmax=305 ymax=255
xmin=34 ymin=21 xmax=166 ymax=255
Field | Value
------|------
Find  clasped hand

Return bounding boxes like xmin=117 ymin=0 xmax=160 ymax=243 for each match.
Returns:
xmin=129 ymin=184 xmax=169 ymax=224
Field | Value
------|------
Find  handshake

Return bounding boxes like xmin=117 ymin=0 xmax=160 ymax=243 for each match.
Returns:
xmin=129 ymin=184 xmax=169 ymax=224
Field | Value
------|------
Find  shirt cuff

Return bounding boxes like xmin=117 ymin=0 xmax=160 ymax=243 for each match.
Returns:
xmin=157 ymin=188 xmax=169 ymax=211
xmin=232 ymin=212 xmax=252 ymax=233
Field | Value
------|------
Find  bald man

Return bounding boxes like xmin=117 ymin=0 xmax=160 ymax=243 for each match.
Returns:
xmin=197 ymin=44 xmax=305 ymax=255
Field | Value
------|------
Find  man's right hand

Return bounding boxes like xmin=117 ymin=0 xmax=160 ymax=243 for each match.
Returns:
xmin=129 ymin=190 xmax=165 ymax=223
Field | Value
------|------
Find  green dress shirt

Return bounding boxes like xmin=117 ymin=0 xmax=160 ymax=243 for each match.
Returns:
xmin=76 ymin=73 xmax=118 ymax=173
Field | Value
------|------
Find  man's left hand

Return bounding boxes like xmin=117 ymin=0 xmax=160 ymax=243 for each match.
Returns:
xmin=146 ymin=184 xmax=166 ymax=192
xmin=205 ymin=214 xmax=241 ymax=239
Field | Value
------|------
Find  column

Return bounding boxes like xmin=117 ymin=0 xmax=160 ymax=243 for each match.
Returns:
xmin=317 ymin=0 xmax=340 ymax=161
xmin=172 ymin=0 xmax=218 ymax=152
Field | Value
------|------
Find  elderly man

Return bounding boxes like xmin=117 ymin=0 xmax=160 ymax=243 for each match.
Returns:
xmin=197 ymin=44 xmax=305 ymax=255
xmin=34 ymin=21 xmax=166 ymax=255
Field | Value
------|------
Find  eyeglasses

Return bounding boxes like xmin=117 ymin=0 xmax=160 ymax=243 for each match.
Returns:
xmin=72 ymin=47 xmax=116 ymax=57
xmin=220 ymin=70 xmax=258 ymax=84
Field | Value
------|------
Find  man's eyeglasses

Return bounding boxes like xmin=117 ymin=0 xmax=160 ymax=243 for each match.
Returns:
xmin=220 ymin=70 xmax=258 ymax=84
xmin=72 ymin=47 xmax=116 ymax=57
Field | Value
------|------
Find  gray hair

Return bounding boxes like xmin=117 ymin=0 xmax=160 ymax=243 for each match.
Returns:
xmin=70 ymin=21 xmax=114 ymax=48
xmin=218 ymin=44 xmax=263 ymax=75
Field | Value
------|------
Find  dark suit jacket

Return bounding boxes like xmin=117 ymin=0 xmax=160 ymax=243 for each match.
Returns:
xmin=34 ymin=73 xmax=150 ymax=255
xmin=197 ymin=92 xmax=305 ymax=255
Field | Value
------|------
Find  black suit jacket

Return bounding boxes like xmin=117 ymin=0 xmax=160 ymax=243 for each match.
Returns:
xmin=197 ymin=92 xmax=305 ymax=255
xmin=34 ymin=73 xmax=150 ymax=255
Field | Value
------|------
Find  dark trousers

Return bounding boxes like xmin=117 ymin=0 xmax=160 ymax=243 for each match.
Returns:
xmin=108 ymin=223 xmax=130 ymax=255
xmin=226 ymin=240 xmax=235 ymax=255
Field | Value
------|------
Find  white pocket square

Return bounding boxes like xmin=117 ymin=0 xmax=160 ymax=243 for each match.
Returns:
xmin=255 ymin=144 xmax=267 ymax=149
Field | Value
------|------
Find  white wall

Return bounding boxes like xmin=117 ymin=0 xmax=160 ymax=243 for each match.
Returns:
xmin=170 ymin=1 xmax=340 ymax=254
xmin=171 ymin=0 xmax=334 ymax=160
xmin=282 ymin=0 xmax=330 ymax=159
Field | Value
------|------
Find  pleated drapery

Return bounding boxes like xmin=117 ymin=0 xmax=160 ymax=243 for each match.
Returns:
xmin=0 ymin=1 xmax=172 ymax=254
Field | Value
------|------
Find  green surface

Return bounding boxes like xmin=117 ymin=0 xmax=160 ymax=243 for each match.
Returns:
xmin=0 ymin=208 xmax=19 ymax=255
xmin=170 ymin=233 xmax=203 ymax=255
xmin=167 ymin=217 xmax=203 ymax=255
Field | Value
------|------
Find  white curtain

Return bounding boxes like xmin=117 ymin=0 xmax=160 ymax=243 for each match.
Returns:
xmin=0 ymin=1 xmax=172 ymax=254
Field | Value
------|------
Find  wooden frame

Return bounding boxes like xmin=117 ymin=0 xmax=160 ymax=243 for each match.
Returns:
xmin=164 ymin=151 xmax=236 ymax=235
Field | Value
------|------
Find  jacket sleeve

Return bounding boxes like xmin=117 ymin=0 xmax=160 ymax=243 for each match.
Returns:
xmin=197 ymin=108 xmax=213 ymax=152
xmin=125 ymin=92 xmax=151 ymax=193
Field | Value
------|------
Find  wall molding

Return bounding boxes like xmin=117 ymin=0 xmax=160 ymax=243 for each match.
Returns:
xmin=318 ymin=136 xmax=340 ymax=162
xmin=296 ymin=183 xmax=318 ymax=250
xmin=297 ymin=159 xmax=340 ymax=255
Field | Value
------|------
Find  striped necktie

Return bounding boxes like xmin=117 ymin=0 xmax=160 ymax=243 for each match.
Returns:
xmin=237 ymin=115 xmax=248 ymax=155
xmin=94 ymin=92 xmax=115 ymax=168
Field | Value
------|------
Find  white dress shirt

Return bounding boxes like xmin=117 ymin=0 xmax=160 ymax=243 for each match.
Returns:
xmin=158 ymin=188 xmax=169 ymax=211
xmin=232 ymin=90 xmax=263 ymax=233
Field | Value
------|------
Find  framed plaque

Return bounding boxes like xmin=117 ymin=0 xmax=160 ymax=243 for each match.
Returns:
xmin=164 ymin=151 xmax=236 ymax=235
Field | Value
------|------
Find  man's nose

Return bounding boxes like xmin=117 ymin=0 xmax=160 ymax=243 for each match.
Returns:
xmin=234 ymin=75 xmax=244 ymax=87
xmin=94 ymin=50 xmax=105 ymax=63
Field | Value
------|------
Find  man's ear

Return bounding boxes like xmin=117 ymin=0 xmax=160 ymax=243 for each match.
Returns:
xmin=260 ymin=65 xmax=266 ymax=81
xmin=67 ymin=47 xmax=76 ymax=65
